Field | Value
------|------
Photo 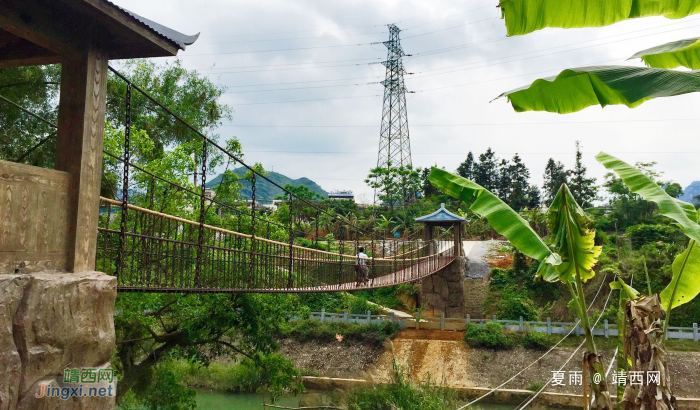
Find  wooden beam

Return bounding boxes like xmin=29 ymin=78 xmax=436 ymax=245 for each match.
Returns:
xmin=0 ymin=34 xmax=59 ymax=68
xmin=0 ymin=0 xmax=77 ymax=55
xmin=55 ymin=48 xmax=108 ymax=273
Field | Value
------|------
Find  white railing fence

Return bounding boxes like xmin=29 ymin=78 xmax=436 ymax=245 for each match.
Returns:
xmin=301 ymin=309 xmax=700 ymax=341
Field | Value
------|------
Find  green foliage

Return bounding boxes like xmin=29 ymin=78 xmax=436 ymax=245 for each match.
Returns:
xmin=660 ymin=241 xmax=700 ymax=312
xmin=428 ymin=167 xmax=559 ymax=272
xmin=526 ymin=380 xmax=546 ymax=392
xmin=542 ymin=158 xmax=569 ymax=206
xmin=496 ymin=291 xmax=539 ymax=321
xmin=596 ymin=152 xmax=700 ymax=243
xmin=547 ymin=184 xmax=602 ymax=283
xmin=347 ymin=361 xmax=458 ymax=410
xmin=464 ymin=322 xmax=516 ymax=350
xmin=521 ymin=331 xmax=553 ymax=351
xmin=118 ymin=362 xmax=197 ymax=410
xmin=114 ymin=293 xmax=300 ymax=405
xmin=294 ymin=292 xmax=379 ymax=315
xmin=0 ymin=64 xmax=60 ymax=167
xmin=365 ymin=163 xmax=422 ymax=209
xmin=498 ymin=0 xmax=700 ymax=37
xmin=497 ymin=66 xmax=700 ymax=114
xmin=569 ymin=141 xmax=598 ymax=208
xmin=625 ymin=224 xmax=685 ymax=249
xmin=631 ymin=37 xmax=700 ymax=69
xmin=279 ymin=319 xmax=400 ymax=344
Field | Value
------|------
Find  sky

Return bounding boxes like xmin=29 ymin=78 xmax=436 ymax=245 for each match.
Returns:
xmin=113 ymin=0 xmax=700 ymax=204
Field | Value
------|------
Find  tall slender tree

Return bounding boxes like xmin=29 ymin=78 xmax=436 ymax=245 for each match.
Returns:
xmin=508 ymin=153 xmax=531 ymax=210
xmin=542 ymin=158 xmax=569 ymax=206
xmin=473 ymin=148 xmax=499 ymax=192
xmin=421 ymin=167 xmax=440 ymax=196
xmin=497 ymin=158 xmax=513 ymax=200
xmin=456 ymin=152 xmax=475 ymax=180
xmin=569 ymin=141 xmax=598 ymax=208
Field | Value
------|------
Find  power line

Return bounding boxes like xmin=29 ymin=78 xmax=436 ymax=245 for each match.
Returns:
xmin=200 ymin=30 xmax=388 ymax=46
xmin=184 ymin=42 xmax=375 ymax=57
xmin=197 ymin=57 xmax=381 ymax=72
xmin=221 ymin=76 xmax=382 ymax=89
xmin=401 ymin=3 xmax=496 ymax=31
xmin=231 ymin=94 xmax=381 ymax=106
xmin=241 ymin=150 xmax=698 ymax=155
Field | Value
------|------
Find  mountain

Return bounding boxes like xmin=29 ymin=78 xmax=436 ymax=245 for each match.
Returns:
xmin=205 ymin=167 xmax=327 ymax=202
xmin=680 ymin=181 xmax=700 ymax=205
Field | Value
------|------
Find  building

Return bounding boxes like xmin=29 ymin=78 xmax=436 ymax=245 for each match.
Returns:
xmin=328 ymin=190 xmax=354 ymax=202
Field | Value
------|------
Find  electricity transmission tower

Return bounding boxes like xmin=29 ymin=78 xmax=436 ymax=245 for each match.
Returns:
xmin=374 ymin=24 xmax=413 ymax=204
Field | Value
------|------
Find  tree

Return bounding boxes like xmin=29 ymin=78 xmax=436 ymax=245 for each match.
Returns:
xmin=115 ymin=293 xmax=301 ymax=407
xmin=508 ymin=154 xmax=531 ymax=210
xmin=569 ymin=141 xmax=598 ymax=208
xmin=526 ymin=184 xmax=542 ymax=209
xmin=456 ymin=152 xmax=475 ymax=180
xmin=0 ymin=65 xmax=60 ymax=167
xmin=365 ymin=163 xmax=421 ymax=211
xmin=542 ymin=158 xmax=569 ymax=206
xmin=473 ymin=148 xmax=499 ymax=192
xmin=421 ymin=167 xmax=440 ymax=196
xmin=496 ymin=159 xmax=512 ymax=201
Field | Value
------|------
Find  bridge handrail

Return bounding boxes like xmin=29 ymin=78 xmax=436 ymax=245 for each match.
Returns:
xmin=100 ymin=197 xmax=448 ymax=262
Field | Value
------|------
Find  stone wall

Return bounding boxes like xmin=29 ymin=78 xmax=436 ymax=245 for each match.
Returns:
xmin=463 ymin=278 xmax=489 ymax=319
xmin=418 ymin=256 xmax=467 ymax=318
xmin=0 ymin=272 xmax=116 ymax=410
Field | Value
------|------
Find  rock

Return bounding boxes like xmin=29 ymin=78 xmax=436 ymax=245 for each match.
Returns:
xmin=0 ymin=272 xmax=116 ymax=410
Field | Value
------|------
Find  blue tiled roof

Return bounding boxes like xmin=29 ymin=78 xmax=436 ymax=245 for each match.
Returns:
xmin=415 ymin=203 xmax=465 ymax=223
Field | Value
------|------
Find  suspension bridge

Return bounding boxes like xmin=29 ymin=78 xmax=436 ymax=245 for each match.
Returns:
xmin=3 ymin=66 xmax=460 ymax=294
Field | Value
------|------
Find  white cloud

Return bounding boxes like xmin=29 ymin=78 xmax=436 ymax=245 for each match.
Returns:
xmin=113 ymin=0 xmax=699 ymax=201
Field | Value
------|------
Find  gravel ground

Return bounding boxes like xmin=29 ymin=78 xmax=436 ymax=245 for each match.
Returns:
xmin=278 ymin=338 xmax=384 ymax=379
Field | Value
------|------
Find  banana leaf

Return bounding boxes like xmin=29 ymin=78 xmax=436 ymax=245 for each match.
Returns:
xmin=660 ymin=241 xmax=700 ymax=311
xmin=548 ymin=184 xmax=602 ymax=283
xmin=428 ymin=167 xmax=561 ymax=277
xmin=595 ymin=152 xmax=700 ymax=243
xmin=499 ymin=0 xmax=700 ymax=37
xmin=629 ymin=37 xmax=700 ymax=69
xmin=495 ymin=65 xmax=700 ymax=114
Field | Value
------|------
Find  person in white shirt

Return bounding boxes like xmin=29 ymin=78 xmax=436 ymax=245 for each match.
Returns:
xmin=355 ymin=247 xmax=369 ymax=286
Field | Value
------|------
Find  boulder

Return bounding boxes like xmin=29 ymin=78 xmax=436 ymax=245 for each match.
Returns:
xmin=0 ymin=272 xmax=116 ymax=410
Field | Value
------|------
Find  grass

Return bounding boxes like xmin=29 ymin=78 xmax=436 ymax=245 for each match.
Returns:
xmin=346 ymin=361 xmax=459 ymax=410
xmin=526 ymin=380 xmax=545 ymax=392
xmin=464 ymin=323 xmax=555 ymax=351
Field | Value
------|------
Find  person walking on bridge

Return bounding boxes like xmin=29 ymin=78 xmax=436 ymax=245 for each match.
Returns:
xmin=355 ymin=247 xmax=369 ymax=286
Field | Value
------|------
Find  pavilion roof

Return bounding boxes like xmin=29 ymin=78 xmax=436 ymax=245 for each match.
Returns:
xmin=415 ymin=203 xmax=465 ymax=223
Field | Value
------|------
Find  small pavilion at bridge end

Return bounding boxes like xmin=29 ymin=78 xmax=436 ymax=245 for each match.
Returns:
xmin=415 ymin=202 xmax=465 ymax=257
xmin=415 ymin=203 xmax=468 ymax=318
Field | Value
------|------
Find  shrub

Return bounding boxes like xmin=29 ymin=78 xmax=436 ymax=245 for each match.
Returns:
xmin=464 ymin=322 xmax=515 ymax=350
xmin=625 ymin=224 xmax=684 ymax=249
xmin=496 ymin=290 xmax=538 ymax=321
xmin=520 ymin=331 xmax=552 ymax=351
xmin=347 ymin=361 xmax=458 ymax=410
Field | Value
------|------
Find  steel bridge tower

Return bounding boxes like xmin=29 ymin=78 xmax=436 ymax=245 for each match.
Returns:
xmin=374 ymin=24 xmax=413 ymax=204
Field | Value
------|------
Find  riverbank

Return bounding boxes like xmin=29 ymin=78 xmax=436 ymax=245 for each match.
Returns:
xmin=281 ymin=328 xmax=700 ymax=399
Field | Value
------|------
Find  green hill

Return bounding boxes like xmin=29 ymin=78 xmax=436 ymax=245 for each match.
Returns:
xmin=206 ymin=167 xmax=327 ymax=202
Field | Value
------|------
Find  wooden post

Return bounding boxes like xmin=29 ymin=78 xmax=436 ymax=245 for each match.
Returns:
xmin=547 ymin=317 xmax=552 ymax=335
xmin=320 ymin=308 xmax=325 ymax=323
xmin=453 ymin=222 xmax=462 ymax=257
xmin=55 ymin=47 xmax=108 ymax=273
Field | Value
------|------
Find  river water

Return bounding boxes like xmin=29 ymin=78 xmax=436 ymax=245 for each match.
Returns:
xmin=195 ymin=391 xmax=550 ymax=409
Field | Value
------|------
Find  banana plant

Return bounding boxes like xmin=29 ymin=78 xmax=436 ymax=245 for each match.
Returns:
xmin=498 ymin=0 xmax=700 ymax=37
xmin=597 ymin=153 xmax=699 ymax=409
xmin=596 ymin=153 xmax=700 ymax=330
xmin=428 ymin=167 xmax=613 ymax=408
